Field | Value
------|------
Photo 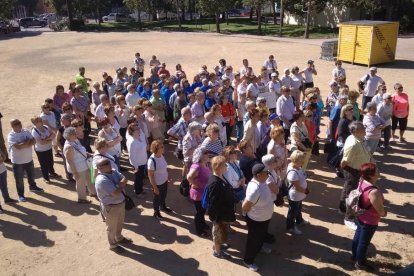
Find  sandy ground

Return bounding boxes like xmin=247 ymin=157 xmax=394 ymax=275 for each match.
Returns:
xmin=0 ymin=30 xmax=413 ymax=276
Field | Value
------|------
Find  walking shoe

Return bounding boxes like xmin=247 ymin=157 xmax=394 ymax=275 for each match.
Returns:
xmin=30 ymin=186 xmax=44 ymax=193
xmin=77 ymin=199 xmax=91 ymax=204
xmin=260 ymin=246 xmax=272 ymax=254
xmin=118 ymin=237 xmax=133 ymax=244
xmin=344 ymin=219 xmax=357 ymax=231
xmin=153 ymin=212 xmax=163 ymax=219
xmin=355 ymin=262 xmax=375 ymax=272
xmin=243 ymin=261 xmax=259 ymax=272
xmin=49 ymin=172 xmax=61 ymax=178
xmin=297 ymin=219 xmax=310 ymax=226
xmin=44 ymin=179 xmax=51 ymax=184
xmin=213 ymin=250 xmax=231 ymax=259
xmin=18 ymin=196 xmax=27 ymax=202
xmin=0 ymin=205 xmax=3 ymax=213
xmin=160 ymin=206 xmax=173 ymax=213
xmin=4 ymin=198 xmax=18 ymax=204
xmin=221 ymin=243 xmax=230 ymax=250
xmin=110 ymin=245 xmax=126 ymax=254
xmin=287 ymin=226 xmax=302 ymax=235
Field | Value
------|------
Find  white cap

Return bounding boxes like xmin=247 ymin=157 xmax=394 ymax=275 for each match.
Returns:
xmin=382 ymin=93 xmax=392 ymax=100
xmin=369 ymin=66 xmax=377 ymax=71
xmin=271 ymin=72 xmax=278 ymax=77
xmin=329 ymin=80 xmax=338 ymax=86
xmin=127 ymin=84 xmax=135 ymax=91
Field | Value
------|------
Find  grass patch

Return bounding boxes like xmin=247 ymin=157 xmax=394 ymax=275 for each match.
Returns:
xmin=81 ymin=17 xmax=338 ymax=39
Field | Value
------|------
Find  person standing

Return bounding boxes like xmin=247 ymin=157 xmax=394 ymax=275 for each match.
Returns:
xmin=340 ymin=122 xmax=371 ymax=230
xmin=263 ymin=55 xmax=277 ymax=78
xmin=95 ymin=158 xmax=132 ymax=254
xmin=187 ymin=147 xmax=212 ymax=237
xmin=134 ymin=52 xmax=145 ymax=77
xmin=276 ymin=86 xmax=296 ymax=143
xmin=377 ymin=93 xmax=393 ymax=149
xmin=0 ymin=152 xmax=18 ymax=207
xmin=242 ymin=163 xmax=277 ymax=272
xmin=286 ymin=150 xmax=310 ymax=235
xmin=0 ymin=112 xmax=10 ymax=162
xmin=357 ymin=67 xmax=384 ymax=110
xmin=363 ymin=102 xmax=385 ymax=154
xmin=242 ymin=109 xmax=260 ymax=155
xmin=75 ymin=66 xmax=92 ymax=94
xmin=126 ymin=124 xmax=148 ymax=196
xmin=147 ymin=140 xmax=172 ymax=219
xmin=8 ymin=119 xmax=44 ymax=202
xmin=207 ymin=155 xmax=238 ymax=259
xmin=352 ymin=163 xmax=386 ymax=272
xmin=391 ymin=83 xmax=409 ymax=143
xmin=301 ymin=60 xmax=317 ymax=89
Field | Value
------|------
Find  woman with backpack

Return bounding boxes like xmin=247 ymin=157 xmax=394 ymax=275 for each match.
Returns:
xmin=352 ymin=163 xmax=386 ymax=272
xmin=187 ymin=147 xmax=211 ymax=237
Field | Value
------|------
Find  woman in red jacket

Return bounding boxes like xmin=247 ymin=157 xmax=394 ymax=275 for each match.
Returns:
xmin=219 ymin=95 xmax=236 ymax=143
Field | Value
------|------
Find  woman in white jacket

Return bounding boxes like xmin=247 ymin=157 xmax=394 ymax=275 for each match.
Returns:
xmin=126 ymin=123 xmax=148 ymax=195
xmin=223 ymin=146 xmax=246 ymax=202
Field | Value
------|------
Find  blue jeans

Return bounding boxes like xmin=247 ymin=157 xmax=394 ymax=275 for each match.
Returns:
xmin=12 ymin=161 xmax=37 ymax=197
xmin=236 ymin=121 xmax=244 ymax=143
xmin=0 ymin=171 xmax=10 ymax=200
xmin=133 ymin=165 xmax=146 ymax=194
xmin=352 ymin=219 xmax=378 ymax=265
xmin=113 ymin=155 xmax=121 ymax=171
xmin=286 ymin=200 xmax=304 ymax=230
xmin=362 ymin=96 xmax=373 ymax=110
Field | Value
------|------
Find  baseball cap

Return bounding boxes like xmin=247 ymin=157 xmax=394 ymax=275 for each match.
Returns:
xmin=252 ymin=163 xmax=266 ymax=176
xmin=308 ymin=60 xmax=314 ymax=64
xmin=271 ymin=72 xmax=278 ymax=77
xmin=269 ymin=113 xmax=279 ymax=121
xmin=369 ymin=67 xmax=377 ymax=71
xmin=329 ymin=80 xmax=338 ymax=87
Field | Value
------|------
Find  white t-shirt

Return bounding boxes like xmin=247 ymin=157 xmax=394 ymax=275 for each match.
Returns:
xmin=361 ymin=74 xmax=383 ymax=97
xmin=332 ymin=67 xmax=346 ymax=80
xmin=40 ymin=112 xmax=57 ymax=129
xmin=245 ymin=179 xmax=275 ymax=221
xmin=268 ymin=80 xmax=281 ymax=96
xmin=291 ymin=74 xmax=303 ymax=90
xmin=263 ymin=59 xmax=277 ymax=74
xmin=147 ymin=154 xmax=168 ymax=185
xmin=290 ymin=122 xmax=308 ymax=147
xmin=286 ymin=165 xmax=307 ymax=201
xmin=237 ymin=83 xmax=248 ymax=96
xmin=31 ymin=126 xmax=53 ymax=152
xmin=8 ymin=129 xmax=34 ymax=164
xmin=302 ymin=68 xmax=314 ymax=83
xmin=125 ymin=92 xmax=141 ymax=107
xmin=95 ymin=104 xmax=106 ymax=120
xmin=126 ymin=134 xmax=148 ymax=169
xmin=280 ymin=75 xmax=292 ymax=88
xmin=100 ymin=128 xmax=121 ymax=157
xmin=115 ymin=106 xmax=130 ymax=128
xmin=247 ymin=83 xmax=260 ymax=99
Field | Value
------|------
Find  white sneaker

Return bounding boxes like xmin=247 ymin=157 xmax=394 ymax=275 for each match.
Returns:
xmin=344 ymin=219 xmax=357 ymax=231
xmin=260 ymin=246 xmax=272 ymax=254
xmin=243 ymin=261 xmax=259 ymax=272
xmin=287 ymin=226 xmax=302 ymax=235
xmin=297 ymin=219 xmax=310 ymax=226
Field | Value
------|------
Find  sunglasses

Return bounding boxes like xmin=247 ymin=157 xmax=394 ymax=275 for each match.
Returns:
xmin=306 ymin=115 xmax=313 ymax=118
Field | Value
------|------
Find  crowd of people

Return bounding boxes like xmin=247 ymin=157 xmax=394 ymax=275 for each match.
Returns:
xmin=0 ymin=54 xmax=410 ymax=272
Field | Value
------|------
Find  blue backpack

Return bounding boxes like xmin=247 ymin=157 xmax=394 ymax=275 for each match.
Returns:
xmin=201 ymin=186 xmax=210 ymax=209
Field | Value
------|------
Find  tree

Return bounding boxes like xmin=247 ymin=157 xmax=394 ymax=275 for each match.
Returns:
xmin=0 ymin=0 xmax=17 ymax=19
xmin=197 ymin=0 xmax=236 ymax=33
xmin=124 ymin=0 xmax=147 ymax=25
xmin=243 ymin=0 xmax=266 ymax=34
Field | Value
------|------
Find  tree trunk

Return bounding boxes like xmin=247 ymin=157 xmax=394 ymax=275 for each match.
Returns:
xmin=215 ymin=12 xmax=220 ymax=33
xmin=279 ymin=0 xmax=284 ymax=36
xmin=257 ymin=5 xmax=262 ymax=35
xmin=271 ymin=0 xmax=277 ymax=25
xmin=66 ymin=0 xmax=74 ymax=30
xmin=176 ymin=0 xmax=181 ymax=29
xmin=249 ymin=7 xmax=253 ymax=20
xmin=304 ymin=0 xmax=311 ymax=39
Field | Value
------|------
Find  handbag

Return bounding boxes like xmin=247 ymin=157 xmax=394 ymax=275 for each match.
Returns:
xmin=302 ymin=138 xmax=313 ymax=149
xmin=123 ymin=193 xmax=135 ymax=210
xmin=179 ymin=178 xmax=190 ymax=197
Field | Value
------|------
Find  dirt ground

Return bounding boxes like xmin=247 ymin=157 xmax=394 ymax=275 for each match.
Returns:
xmin=0 ymin=30 xmax=413 ymax=276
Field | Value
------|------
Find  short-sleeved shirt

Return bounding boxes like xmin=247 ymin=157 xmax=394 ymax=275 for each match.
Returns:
xmin=75 ymin=73 xmax=89 ymax=92
xmin=189 ymin=163 xmax=211 ymax=201
xmin=245 ymin=179 xmax=275 ymax=221
xmin=95 ymin=170 xmax=125 ymax=205
xmin=342 ymin=135 xmax=371 ymax=170
xmin=286 ymin=165 xmax=307 ymax=201
xmin=191 ymin=102 xmax=205 ymax=124
xmin=40 ymin=112 xmax=57 ymax=129
xmin=361 ymin=74 xmax=383 ymax=97
xmin=71 ymin=96 xmax=90 ymax=113
xmin=8 ymin=129 xmax=34 ymax=164
xmin=392 ymin=93 xmax=409 ymax=118
xmin=147 ymin=154 xmax=168 ymax=185
xmin=32 ymin=126 xmax=52 ymax=152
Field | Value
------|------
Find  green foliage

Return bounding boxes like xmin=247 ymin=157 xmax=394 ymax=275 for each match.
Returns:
xmin=0 ymin=0 xmax=17 ymax=19
xmin=123 ymin=0 xmax=148 ymax=12
xmin=196 ymin=0 xmax=236 ymax=16
xmin=283 ymin=0 xmax=328 ymax=16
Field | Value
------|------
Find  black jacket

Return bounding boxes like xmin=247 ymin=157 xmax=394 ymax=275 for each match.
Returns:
xmin=207 ymin=175 xmax=238 ymax=223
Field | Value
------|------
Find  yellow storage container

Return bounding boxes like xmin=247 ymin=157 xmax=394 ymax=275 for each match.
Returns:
xmin=337 ymin=21 xmax=399 ymax=66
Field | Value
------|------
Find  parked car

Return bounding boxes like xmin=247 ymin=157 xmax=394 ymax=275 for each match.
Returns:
xmin=102 ymin=13 xmax=132 ymax=22
xmin=19 ymin=17 xmax=47 ymax=28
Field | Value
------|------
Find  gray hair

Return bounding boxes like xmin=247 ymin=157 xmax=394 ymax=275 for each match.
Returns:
xmin=192 ymin=146 xmax=206 ymax=164
xmin=366 ymin=101 xmax=377 ymax=111
xmin=63 ymin=127 xmax=76 ymax=140
xmin=99 ymin=94 xmax=108 ymax=101
xmin=262 ymin=154 xmax=275 ymax=167
xmin=181 ymin=106 xmax=191 ymax=116
xmin=188 ymin=121 xmax=202 ymax=133
xmin=349 ymin=121 xmax=364 ymax=134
